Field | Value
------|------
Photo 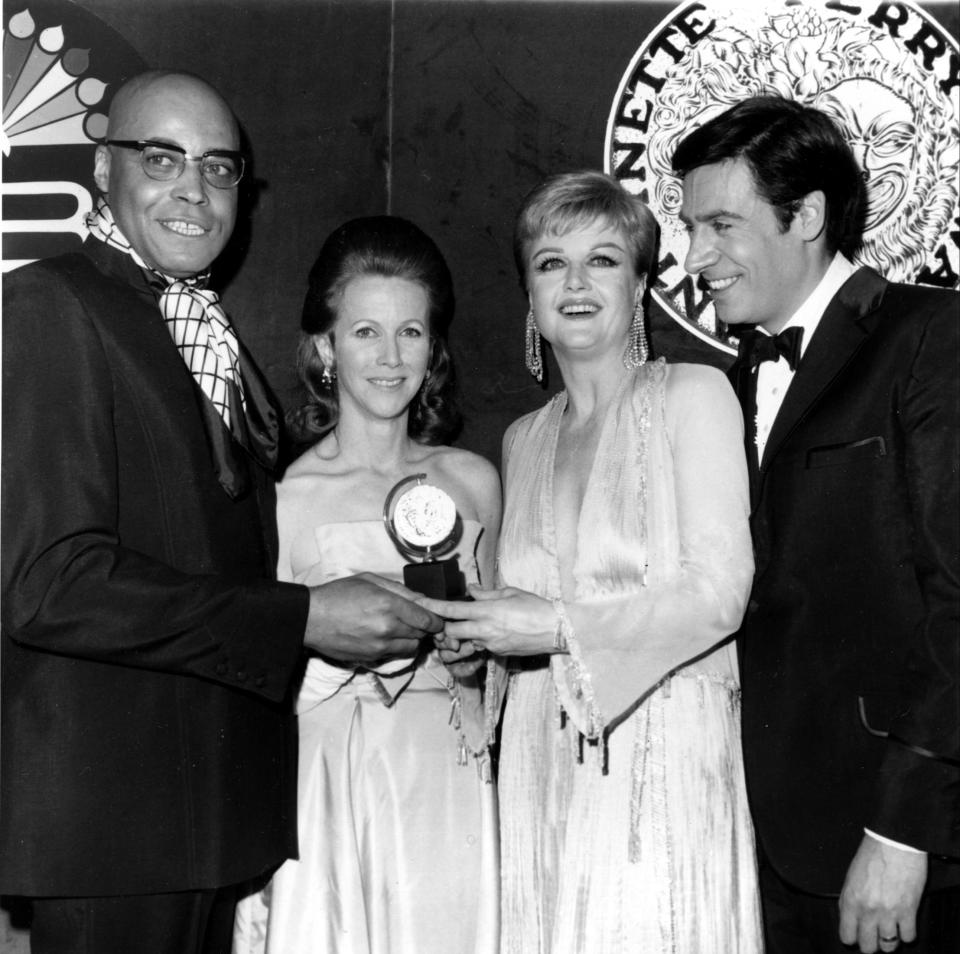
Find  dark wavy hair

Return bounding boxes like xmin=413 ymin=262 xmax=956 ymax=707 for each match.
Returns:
xmin=671 ymin=96 xmax=866 ymax=257
xmin=288 ymin=216 xmax=462 ymax=446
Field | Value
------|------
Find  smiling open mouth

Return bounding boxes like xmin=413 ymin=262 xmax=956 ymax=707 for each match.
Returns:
xmin=559 ymin=301 xmax=600 ymax=315
xmin=162 ymin=220 xmax=207 ymax=237
xmin=705 ymin=276 xmax=739 ymax=292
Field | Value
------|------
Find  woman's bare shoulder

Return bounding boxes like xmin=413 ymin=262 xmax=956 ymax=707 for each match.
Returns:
xmin=427 ymin=444 xmax=499 ymax=486
xmin=660 ymin=361 xmax=742 ymax=436
xmin=663 ymin=359 xmax=730 ymax=388
xmin=277 ymin=441 xmax=340 ymax=495
xmin=663 ymin=360 xmax=735 ymax=405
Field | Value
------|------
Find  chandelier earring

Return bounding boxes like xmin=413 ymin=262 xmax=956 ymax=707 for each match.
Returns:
xmin=525 ymin=308 xmax=543 ymax=382
xmin=321 ymin=363 xmax=337 ymax=387
xmin=624 ymin=294 xmax=649 ymax=369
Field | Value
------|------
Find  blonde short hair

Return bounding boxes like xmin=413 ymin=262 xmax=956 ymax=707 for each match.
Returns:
xmin=513 ymin=171 xmax=658 ymax=291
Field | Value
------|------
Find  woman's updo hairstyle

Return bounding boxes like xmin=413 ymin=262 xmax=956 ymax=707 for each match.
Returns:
xmin=289 ymin=215 xmax=462 ymax=446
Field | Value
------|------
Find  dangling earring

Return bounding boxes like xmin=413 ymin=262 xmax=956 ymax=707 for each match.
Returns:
xmin=525 ymin=308 xmax=543 ymax=382
xmin=321 ymin=363 xmax=337 ymax=387
xmin=624 ymin=294 xmax=649 ymax=369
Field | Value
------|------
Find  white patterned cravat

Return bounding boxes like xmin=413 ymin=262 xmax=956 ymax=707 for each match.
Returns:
xmin=85 ymin=197 xmax=280 ymax=497
xmin=87 ymin=198 xmax=245 ymax=431
xmin=159 ymin=281 xmax=245 ymax=431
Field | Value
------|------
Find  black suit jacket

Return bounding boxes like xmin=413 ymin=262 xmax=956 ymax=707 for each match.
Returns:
xmin=1 ymin=241 xmax=309 ymax=896
xmin=732 ymin=267 xmax=960 ymax=895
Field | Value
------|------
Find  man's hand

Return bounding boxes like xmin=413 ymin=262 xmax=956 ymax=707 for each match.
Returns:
xmin=838 ymin=835 xmax=928 ymax=953
xmin=303 ymin=573 xmax=443 ymax=664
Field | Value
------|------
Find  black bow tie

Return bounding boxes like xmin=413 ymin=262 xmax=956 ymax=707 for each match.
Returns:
xmin=736 ymin=327 xmax=804 ymax=371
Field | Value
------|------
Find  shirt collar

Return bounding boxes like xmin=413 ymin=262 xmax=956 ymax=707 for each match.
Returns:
xmin=86 ymin=196 xmax=209 ymax=290
xmin=768 ymin=253 xmax=857 ymax=357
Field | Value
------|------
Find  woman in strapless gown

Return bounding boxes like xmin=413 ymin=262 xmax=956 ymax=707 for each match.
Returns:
xmin=233 ymin=217 xmax=501 ymax=954
xmin=421 ymin=173 xmax=763 ymax=953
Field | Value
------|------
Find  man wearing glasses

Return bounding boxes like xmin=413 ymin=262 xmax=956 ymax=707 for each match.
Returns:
xmin=1 ymin=70 xmax=440 ymax=953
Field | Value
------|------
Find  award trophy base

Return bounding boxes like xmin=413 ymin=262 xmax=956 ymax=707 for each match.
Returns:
xmin=403 ymin=558 xmax=467 ymax=600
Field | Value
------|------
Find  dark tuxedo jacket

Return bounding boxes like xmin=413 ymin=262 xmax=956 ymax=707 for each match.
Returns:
xmin=732 ymin=266 xmax=960 ymax=895
xmin=1 ymin=241 xmax=309 ymax=896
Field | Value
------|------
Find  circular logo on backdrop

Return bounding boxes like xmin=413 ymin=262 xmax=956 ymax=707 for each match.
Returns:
xmin=2 ymin=1 xmax=145 ymax=271
xmin=604 ymin=0 xmax=960 ymax=353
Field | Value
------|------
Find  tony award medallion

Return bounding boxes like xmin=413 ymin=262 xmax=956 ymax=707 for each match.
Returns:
xmin=383 ymin=474 xmax=467 ymax=600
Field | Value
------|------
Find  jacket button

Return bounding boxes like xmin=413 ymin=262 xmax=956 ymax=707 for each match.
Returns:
xmin=215 ymin=663 xmax=228 ymax=675
xmin=255 ymin=676 xmax=266 ymax=688
xmin=748 ymin=599 xmax=759 ymax=614
xmin=236 ymin=671 xmax=247 ymax=682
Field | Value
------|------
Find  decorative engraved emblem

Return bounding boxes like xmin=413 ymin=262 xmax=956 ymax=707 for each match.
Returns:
xmin=605 ymin=1 xmax=960 ymax=353
xmin=2 ymin=3 xmax=145 ymax=272
xmin=383 ymin=474 xmax=461 ymax=560
xmin=394 ymin=483 xmax=458 ymax=549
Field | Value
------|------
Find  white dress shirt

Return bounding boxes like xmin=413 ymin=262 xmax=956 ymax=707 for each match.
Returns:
xmin=753 ymin=253 xmax=857 ymax=462
xmin=751 ymin=253 xmax=923 ymax=857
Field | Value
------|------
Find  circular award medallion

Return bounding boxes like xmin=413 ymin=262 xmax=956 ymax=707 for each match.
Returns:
xmin=604 ymin=0 xmax=960 ymax=353
xmin=383 ymin=474 xmax=461 ymax=560
xmin=393 ymin=483 xmax=458 ymax=549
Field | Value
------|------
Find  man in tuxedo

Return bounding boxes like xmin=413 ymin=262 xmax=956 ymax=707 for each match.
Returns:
xmin=1 ymin=70 xmax=440 ymax=953
xmin=672 ymin=97 xmax=959 ymax=954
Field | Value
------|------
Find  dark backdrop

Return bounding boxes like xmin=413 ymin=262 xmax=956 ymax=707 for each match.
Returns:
xmin=6 ymin=0 xmax=959 ymax=466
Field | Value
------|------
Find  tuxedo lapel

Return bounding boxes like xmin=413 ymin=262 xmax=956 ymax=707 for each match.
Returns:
xmin=760 ymin=267 xmax=888 ymax=474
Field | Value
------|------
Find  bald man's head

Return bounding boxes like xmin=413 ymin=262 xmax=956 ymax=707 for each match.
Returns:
xmin=94 ymin=71 xmax=241 ymax=277
xmin=106 ymin=71 xmax=239 ymax=143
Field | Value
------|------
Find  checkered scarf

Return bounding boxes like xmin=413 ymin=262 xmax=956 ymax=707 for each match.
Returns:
xmin=86 ymin=198 xmax=245 ymax=429
xmin=85 ymin=198 xmax=280 ymax=497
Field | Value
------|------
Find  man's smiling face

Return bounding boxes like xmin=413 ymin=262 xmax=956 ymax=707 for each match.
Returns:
xmin=680 ymin=157 xmax=816 ymax=333
xmin=94 ymin=74 xmax=239 ymax=278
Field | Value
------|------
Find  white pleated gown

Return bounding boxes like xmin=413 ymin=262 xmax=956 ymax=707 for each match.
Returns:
xmin=234 ymin=521 xmax=499 ymax=954
xmin=496 ymin=362 xmax=763 ymax=953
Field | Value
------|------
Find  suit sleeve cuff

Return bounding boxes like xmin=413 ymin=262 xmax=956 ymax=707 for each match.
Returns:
xmin=864 ymin=828 xmax=926 ymax=855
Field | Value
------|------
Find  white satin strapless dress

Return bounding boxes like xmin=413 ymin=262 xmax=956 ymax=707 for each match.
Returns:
xmin=234 ymin=520 xmax=499 ymax=954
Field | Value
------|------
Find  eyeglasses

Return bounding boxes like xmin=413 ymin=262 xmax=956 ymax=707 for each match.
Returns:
xmin=102 ymin=139 xmax=245 ymax=189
